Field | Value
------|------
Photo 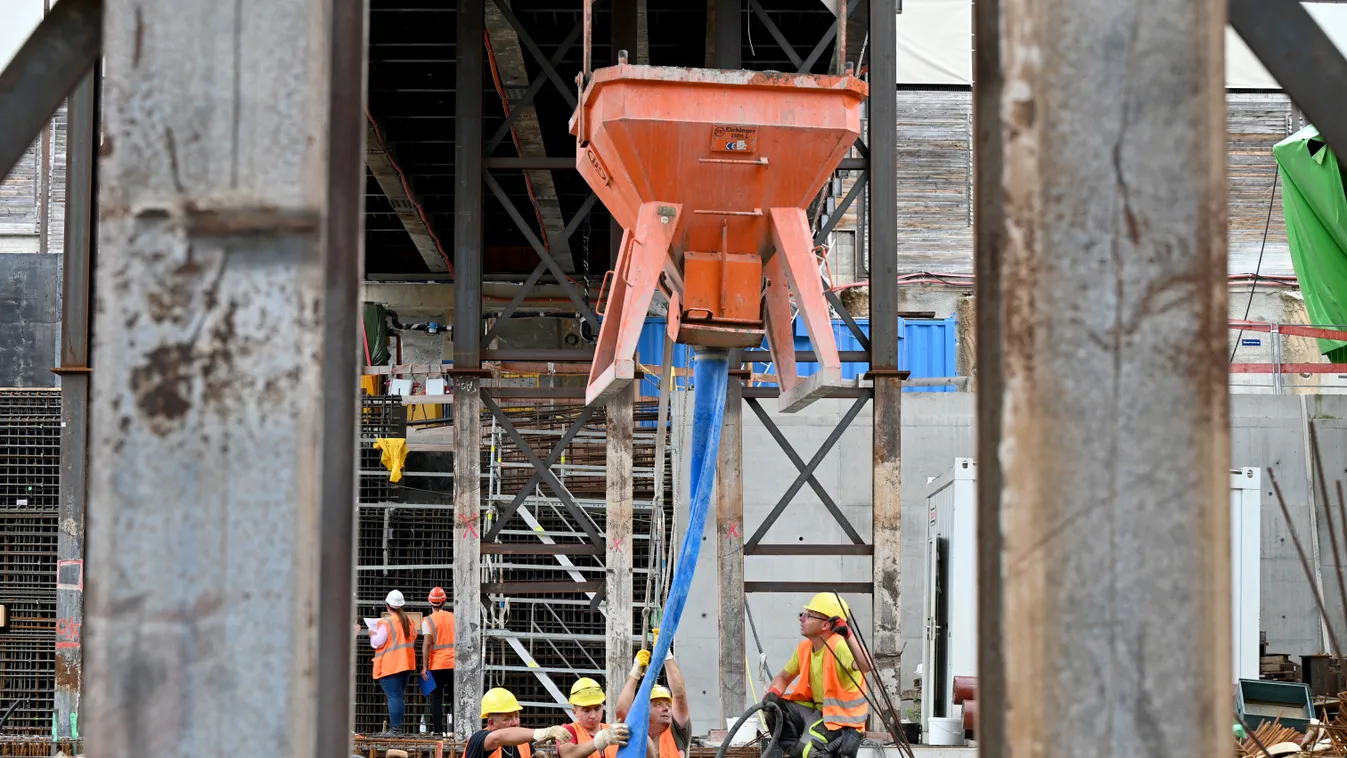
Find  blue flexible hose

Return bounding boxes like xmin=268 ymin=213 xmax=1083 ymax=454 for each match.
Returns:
xmin=617 ymin=348 xmax=730 ymax=758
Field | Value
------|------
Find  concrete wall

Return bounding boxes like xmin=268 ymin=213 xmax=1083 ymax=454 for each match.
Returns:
xmin=671 ymin=392 xmax=1347 ymax=730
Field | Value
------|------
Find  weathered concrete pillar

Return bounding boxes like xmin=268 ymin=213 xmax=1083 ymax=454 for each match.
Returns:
xmin=606 ymin=388 xmax=635 ymax=716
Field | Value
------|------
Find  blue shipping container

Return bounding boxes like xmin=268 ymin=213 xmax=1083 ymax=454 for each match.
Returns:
xmin=634 ymin=316 xmax=959 ymax=394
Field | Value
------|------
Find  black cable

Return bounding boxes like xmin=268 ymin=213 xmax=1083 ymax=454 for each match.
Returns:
xmin=716 ymin=700 xmax=784 ymax=758
xmin=830 ymin=593 xmax=915 ymax=758
xmin=1231 ymin=166 xmax=1281 ymax=364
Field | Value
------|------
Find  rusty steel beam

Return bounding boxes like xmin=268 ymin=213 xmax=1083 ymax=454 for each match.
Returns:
xmin=54 ymin=64 xmax=97 ymax=739
xmin=85 ymin=0 xmax=364 ymax=752
xmin=0 ymin=0 xmax=101 ymax=179
xmin=990 ymin=0 xmax=1230 ymax=754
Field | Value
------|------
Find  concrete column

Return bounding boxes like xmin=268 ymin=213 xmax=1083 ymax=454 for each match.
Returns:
xmin=606 ymin=389 xmax=635 ymax=715
xmin=716 ymin=373 xmax=747 ymax=721
xmin=453 ymin=379 xmax=484 ymax=735
xmin=84 ymin=0 xmax=364 ymax=752
xmin=870 ymin=373 xmax=903 ymax=703
xmin=989 ymin=0 xmax=1230 ymax=754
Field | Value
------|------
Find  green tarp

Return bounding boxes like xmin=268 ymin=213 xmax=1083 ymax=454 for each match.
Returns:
xmin=362 ymin=302 xmax=391 ymax=366
xmin=1273 ymin=125 xmax=1347 ymax=361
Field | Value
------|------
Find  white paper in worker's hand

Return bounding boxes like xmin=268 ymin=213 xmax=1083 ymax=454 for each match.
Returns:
xmin=364 ymin=618 xmax=382 ymax=631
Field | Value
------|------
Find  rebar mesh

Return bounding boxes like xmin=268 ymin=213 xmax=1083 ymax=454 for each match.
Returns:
xmin=0 ymin=389 xmax=60 ymax=736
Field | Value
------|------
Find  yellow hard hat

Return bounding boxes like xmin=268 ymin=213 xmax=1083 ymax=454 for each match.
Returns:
xmin=569 ymin=677 xmax=607 ymax=707
xmin=481 ymin=687 xmax=522 ymax=718
xmin=650 ymin=685 xmax=673 ymax=702
xmin=803 ymin=592 xmax=850 ymax=621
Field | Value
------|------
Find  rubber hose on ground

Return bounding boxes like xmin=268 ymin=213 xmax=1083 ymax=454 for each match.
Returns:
xmin=715 ymin=700 xmax=785 ymax=758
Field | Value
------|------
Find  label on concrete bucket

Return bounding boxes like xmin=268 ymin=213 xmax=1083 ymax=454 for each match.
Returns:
xmin=711 ymin=125 xmax=757 ymax=153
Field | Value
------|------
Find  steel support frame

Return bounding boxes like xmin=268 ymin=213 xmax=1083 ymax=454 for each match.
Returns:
xmin=85 ymin=0 xmax=365 ymax=753
xmin=453 ymin=0 xmax=487 ymax=738
xmin=54 ymin=64 xmax=98 ymax=740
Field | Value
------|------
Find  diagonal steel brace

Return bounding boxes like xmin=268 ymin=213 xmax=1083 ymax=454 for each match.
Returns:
xmin=484 ymin=404 xmax=598 ymax=542
xmin=486 ymin=19 xmax=583 ymax=153
xmin=484 ymin=170 xmax=600 ymax=330
xmin=484 ymin=193 xmax=599 ymax=345
xmin=744 ymin=393 xmax=870 ymax=548
xmin=482 ymin=392 xmax=604 ymax=547
xmin=488 ymin=0 xmax=578 ymax=110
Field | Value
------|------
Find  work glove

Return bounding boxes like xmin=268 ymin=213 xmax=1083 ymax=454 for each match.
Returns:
xmin=533 ymin=726 xmax=574 ymax=744
xmin=831 ymin=617 xmax=851 ymax=639
xmin=763 ymin=688 xmax=783 ymax=708
xmin=630 ymin=649 xmax=651 ymax=679
xmin=653 ymin=628 xmax=674 ymax=661
xmin=593 ymin=723 xmax=631 ymax=751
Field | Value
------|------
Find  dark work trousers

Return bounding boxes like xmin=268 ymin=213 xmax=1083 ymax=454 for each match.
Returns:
xmin=763 ymin=701 xmax=863 ymax=758
xmin=428 ymin=668 xmax=455 ymax=734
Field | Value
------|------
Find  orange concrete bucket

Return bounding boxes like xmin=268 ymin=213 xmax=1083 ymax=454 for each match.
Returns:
xmin=571 ymin=61 xmax=868 ymax=411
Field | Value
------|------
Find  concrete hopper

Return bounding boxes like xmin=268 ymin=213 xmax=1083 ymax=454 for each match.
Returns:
xmin=571 ymin=61 xmax=868 ymax=411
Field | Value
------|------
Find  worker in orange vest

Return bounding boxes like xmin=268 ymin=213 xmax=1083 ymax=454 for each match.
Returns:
xmin=368 ymin=589 xmax=418 ymax=736
xmin=464 ymin=687 xmax=576 ymax=758
xmin=616 ymin=629 xmax=691 ymax=758
xmin=557 ymin=678 xmax=641 ymax=758
xmin=761 ymin=593 xmax=872 ymax=758
xmin=421 ymin=586 xmax=455 ymax=736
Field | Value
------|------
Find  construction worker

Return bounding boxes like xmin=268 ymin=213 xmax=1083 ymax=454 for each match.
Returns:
xmin=557 ymin=678 xmax=641 ymax=758
xmin=466 ymin=687 xmax=575 ymax=758
xmin=761 ymin=593 xmax=873 ymax=758
xmin=421 ymin=586 xmax=455 ymax=735
xmin=368 ymin=589 xmax=418 ymax=735
xmin=615 ymin=632 xmax=691 ymax=758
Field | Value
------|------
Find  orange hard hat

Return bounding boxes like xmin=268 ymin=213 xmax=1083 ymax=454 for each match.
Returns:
xmin=428 ymin=587 xmax=447 ymax=604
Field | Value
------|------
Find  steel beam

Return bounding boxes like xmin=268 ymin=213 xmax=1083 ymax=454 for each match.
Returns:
xmin=714 ymin=0 xmax=742 ymax=68
xmin=869 ymin=0 xmax=898 ymax=371
xmin=0 ymin=0 xmax=101 ymax=179
xmin=991 ymin=0 xmax=1229 ymax=755
xmin=455 ymin=0 xmax=485 ymax=367
xmin=366 ymin=122 xmax=450 ymax=272
xmin=54 ymin=64 xmax=97 ymax=740
xmin=85 ymin=0 xmax=364 ymax=751
xmin=1229 ymin=0 xmax=1347 ymax=160
xmin=604 ymin=388 xmax=635 ymax=716
xmin=716 ymin=375 xmax=747 ymax=722
xmin=972 ymin=0 xmax=1007 ymax=750
xmin=748 ymin=0 xmax=804 ymax=70
xmin=486 ymin=21 xmax=582 ymax=153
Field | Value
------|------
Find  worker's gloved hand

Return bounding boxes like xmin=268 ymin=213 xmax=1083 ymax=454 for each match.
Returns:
xmin=831 ymin=617 xmax=851 ymax=639
xmin=630 ymin=649 xmax=651 ymax=679
xmin=593 ymin=723 xmax=631 ymax=751
xmin=533 ymin=726 xmax=574 ymax=744
xmin=763 ymin=687 xmax=783 ymax=708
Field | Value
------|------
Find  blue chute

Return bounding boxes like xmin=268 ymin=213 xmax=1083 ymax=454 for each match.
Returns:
xmin=617 ymin=348 xmax=729 ymax=758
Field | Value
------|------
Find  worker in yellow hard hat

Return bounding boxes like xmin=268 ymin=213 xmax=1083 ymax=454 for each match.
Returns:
xmin=557 ymin=678 xmax=642 ymax=758
xmin=464 ymin=687 xmax=574 ymax=758
xmin=761 ymin=593 xmax=873 ymax=758
xmin=616 ymin=628 xmax=691 ymax=758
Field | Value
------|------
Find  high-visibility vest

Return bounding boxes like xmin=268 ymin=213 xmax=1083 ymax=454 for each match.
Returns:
xmin=489 ymin=743 xmax=532 ymax=758
xmin=572 ymin=722 xmax=619 ymax=758
xmin=655 ymin=726 xmax=682 ymax=758
xmin=426 ymin=609 xmax=456 ymax=669
xmin=785 ymin=636 xmax=868 ymax=731
xmin=372 ymin=615 xmax=417 ymax=680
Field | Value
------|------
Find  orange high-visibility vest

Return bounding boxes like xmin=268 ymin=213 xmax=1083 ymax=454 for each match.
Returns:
xmin=572 ymin=722 xmax=619 ymax=758
xmin=655 ymin=727 xmax=682 ymax=758
xmin=489 ymin=743 xmax=532 ymax=758
xmin=426 ymin=609 xmax=456 ymax=669
xmin=785 ymin=636 xmax=868 ymax=731
xmin=372 ymin=615 xmax=417 ymax=680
